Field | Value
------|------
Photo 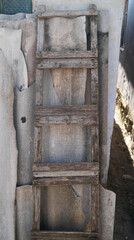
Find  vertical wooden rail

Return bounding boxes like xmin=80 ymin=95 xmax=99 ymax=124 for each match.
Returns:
xmin=32 ymin=186 xmax=41 ymax=230
xmin=33 ymin=5 xmax=45 ymax=231
xmin=91 ymin=185 xmax=99 ymax=233
xmin=90 ymin=5 xmax=99 ymax=235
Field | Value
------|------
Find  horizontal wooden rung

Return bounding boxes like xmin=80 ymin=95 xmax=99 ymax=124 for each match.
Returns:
xmin=33 ymin=162 xmax=99 ymax=172
xmin=36 ymin=50 xmax=98 ymax=59
xmin=31 ymin=231 xmax=99 ymax=239
xmin=33 ymin=175 xmax=99 ymax=186
xmin=35 ymin=105 xmax=98 ymax=126
xmin=38 ymin=9 xmax=98 ymax=19
xmin=36 ymin=58 xmax=98 ymax=69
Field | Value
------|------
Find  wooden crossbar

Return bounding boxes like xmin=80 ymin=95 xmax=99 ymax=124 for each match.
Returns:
xmin=36 ymin=50 xmax=98 ymax=59
xmin=36 ymin=58 xmax=98 ymax=69
xmin=38 ymin=9 xmax=98 ymax=19
xmin=31 ymin=231 xmax=99 ymax=239
xmin=34 ymin=105 xmax=98 ymax=126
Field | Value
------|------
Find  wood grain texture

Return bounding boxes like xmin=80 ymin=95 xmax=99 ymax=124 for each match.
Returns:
xmin=36 ymin=51 xmax=98 ymax=59
xmin=31 ymin=231 xmax=99 ymax=239
xmin=34 ymin=127 xmax=42 ymax=163
xmin=32 ymin=186 xmax=41 ymax=230
xmin=33 ymin=170 xmax=99 ymax=178
xmin=91 ymin=126 xmax=99 ymax=162
xmin=32 ymin=162 xmax=99 ymax=172
xmin=91 ymin=185 xmax=99 ymax=233
xmin=33 ymin=175 xmax=99 ymax=186
xmin=90 ymin=69 xmax=98 ymax=105
xmin=38 ymin=10 xmax=98 ymax=19
xmin=36 ymin=58 xmax=98 ymax=69
xmin=90 ymin=15 xmax=98 ymax=52
xmin=34 ymin=105 xmax=98 ymax=126
xmin=35 ymin=69 xmax=44 ymax=106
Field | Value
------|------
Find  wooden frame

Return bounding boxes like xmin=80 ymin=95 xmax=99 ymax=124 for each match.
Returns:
xmin=32 ymin=4 xmax=99 ymax=240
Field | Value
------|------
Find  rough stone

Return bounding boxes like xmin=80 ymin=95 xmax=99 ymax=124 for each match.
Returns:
xmin=0 ymin=49 xmax=17 ymax=240
xmin=16 ymin=186 xmax=33 ymax=240
xmin=100 ymin=185 xmax=116 ymax=240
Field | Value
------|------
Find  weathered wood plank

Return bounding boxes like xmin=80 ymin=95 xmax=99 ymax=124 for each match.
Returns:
xmin=33 ymin=175 xmax=99 ymax=186
xmin=91 ymin=126 xmax=99 ymax=162
xmin=35 ymin=69 xmax=44 ymax=106
xmin=38 ymin=10 xmax=98 ymax=19
xmin=91 ymin=185 xmax=99 ymax=233
xmin=31 ymin=231 xmax=99 ymax=239
xmin=32 ymin=186 xmax=41 ymax=230
xmin=34 ymin=105 xmax=98 ymax=126
xmin=33 ymin=170 xmax=99 ymax=178
xmin=36 ymin=51 xmax=98 ymax=59
xmin=32 ymin=162 xmax=99 ymax=172
xmin=90 ymin=69 xmax=98 ymax=105
xmin=90 ymin=15 xmax=98 ymax=52
xmin=37 ymin=6 xmax=45 ymax=52
xmin=34 ymin=127 xmax=42 ymax=163
xmin=36 ymin=58 xmax=98 ymax=69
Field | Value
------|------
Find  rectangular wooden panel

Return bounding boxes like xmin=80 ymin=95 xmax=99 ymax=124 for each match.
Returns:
xmin=33 ymin=175 xmax=99 ymax=186
xmin=36 ymin=50 xmax=98 ymax=59
xmin=34 ymin=105 xmax=98 ymax=126
xmin=36 ymin=58 xmax=98 ymax=69
xmin=31 ymin=231 xmax=99 ymax=239
xmin=32 ymin=186 xmax=41 ymax=230
xmin=33 ymin=162 xmax=99 ymax=172
xmin=38 ymin=10 xmax=98 ymax=19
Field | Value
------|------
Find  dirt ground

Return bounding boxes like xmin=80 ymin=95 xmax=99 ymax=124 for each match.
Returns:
xmin=108 ymin=121 xmax=134 ymax=240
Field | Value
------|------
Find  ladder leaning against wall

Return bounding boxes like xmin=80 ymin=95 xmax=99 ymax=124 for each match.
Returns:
xmin=31 ymin=4 xmax=100 ymax=240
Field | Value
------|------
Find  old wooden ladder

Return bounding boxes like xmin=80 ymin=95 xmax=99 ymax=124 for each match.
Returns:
xmin=31 ymin=4 xmax=99 ymax=240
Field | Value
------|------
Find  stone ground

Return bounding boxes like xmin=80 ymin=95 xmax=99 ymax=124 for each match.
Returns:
xmin=108 ymin=121 xmax=134 ymax=240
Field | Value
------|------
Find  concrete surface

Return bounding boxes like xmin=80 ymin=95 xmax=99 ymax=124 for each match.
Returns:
xmin=100 ymin=185 xmax=116 ymax=240
xmin=14 ymin=83 xmax=35 ymax=186
xmin=16 ymin=186 xmax=33 ymax=240
xmin=0 ymin=28 xmax=28 ymax=90
xmin=0 ymin=50 xmax=17 ymax=240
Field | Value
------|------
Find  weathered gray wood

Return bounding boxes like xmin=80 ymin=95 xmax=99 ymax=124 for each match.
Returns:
xmin=36 ymin=51 xmax=98 ymax=59
xmin=31 ymin=231 xmax=99 ymax=239
xmin=33 ymin=162 xmax=99 ymax=172
xmin=33 ymin=175 xmax=99 ymax=186
xmin=35 ymin=69 xmax=44 ymax=106
xmin=91 ymin=185 xmax=99 ymax=233
xmin=90 ymin=15 xmax=98 ymax=52
xmin=38 ymin=10 xmax=98 ymax=19
xmin=37 ymin=58 xmax=98 ymax=69
xmin=34 ymin=105 xmax=98 ymax=126
xmin=34 ymin=127 xmax=42 ymax=163
xmin=90 ymin=69 xmax=98 ymax=105
xmin=91 ymin=126 xmax=99 ymax=162
xmin=32 ymin=186 xmax=41 ymax=230
xmin=33 ymin=170 xmax=98 ymax=178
